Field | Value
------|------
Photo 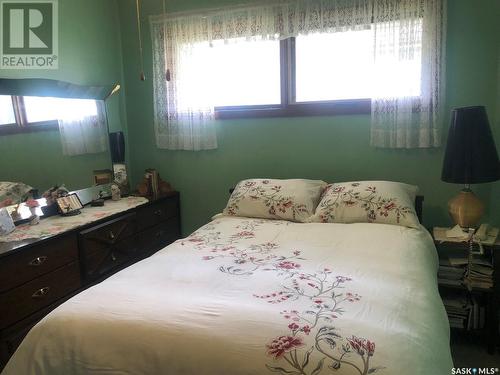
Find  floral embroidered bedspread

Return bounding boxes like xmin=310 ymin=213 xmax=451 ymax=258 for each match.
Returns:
xmin=3 ymin=216 xmax=452 ymax=375
xmin=0 ymin=196 xmax=148 ymax=242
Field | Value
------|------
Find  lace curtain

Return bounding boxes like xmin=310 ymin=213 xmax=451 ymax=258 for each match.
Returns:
xmin=150 ymin=0 xmax=445 ymax=150
xmin=58 ymin=100 xmax=108 ymax=156
xmin=370 ymin=0 xmax=446 ymax=148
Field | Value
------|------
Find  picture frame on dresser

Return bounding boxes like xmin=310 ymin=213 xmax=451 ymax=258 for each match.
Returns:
xmin=0 ymin=193 xmax=181 ymax=369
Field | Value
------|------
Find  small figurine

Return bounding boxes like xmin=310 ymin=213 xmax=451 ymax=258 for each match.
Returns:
xmin=111 ymin=184 xmax=121 ymax=201
xmin=42 ymin=185 xmax=69 ymax=206
xmin=136 ymin=169 xmax=173 ymax=197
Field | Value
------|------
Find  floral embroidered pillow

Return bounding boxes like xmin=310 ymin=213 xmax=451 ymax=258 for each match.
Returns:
xmin=223 ymin=179 xmax=327 ymax=222
xmin=311 ymin=181 xmax=420 ymax=228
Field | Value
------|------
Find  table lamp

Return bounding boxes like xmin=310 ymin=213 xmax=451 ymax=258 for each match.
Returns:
xmin=441 ymin=106 xmax=500 ymax=229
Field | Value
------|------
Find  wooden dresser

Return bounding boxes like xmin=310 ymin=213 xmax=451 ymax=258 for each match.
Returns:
xmin=0 ymin=193 xmax=181 ymax=369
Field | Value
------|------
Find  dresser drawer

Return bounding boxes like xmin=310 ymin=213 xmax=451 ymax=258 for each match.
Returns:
xmin=81 ymin=238 xmax=138 ymax=281
xmin=136 ymin=217 xmax=181 ymax=253
xmin=137 ymin=197 xmax=179 ymax=232
xmin=0 ymin=262 xmax=81 ymax=329
xmin=0 ymin=234 xmax=78 ymax=293
xmin=79 ymin=213 xmax=137 ymax=254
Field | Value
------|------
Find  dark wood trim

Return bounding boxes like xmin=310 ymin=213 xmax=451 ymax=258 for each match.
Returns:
xmin=215 ymin=99 xmax=371 ymax=119
xmin=289 ymin=37 xmax=296 ymax=104
xmin=13 ymin=96 xmax=27 ymax=126
xmin=280 ymin=38 xmax=294 ymax=107
xmin=1 ymin=94 xmax=59 ymax=135
xmin=0 ymin=120 xmax=59 ymax=136
xmin=415 ymin=195 xmax=423 ymax=224
xmin=214 ymin=36 xmax=372 ymax=120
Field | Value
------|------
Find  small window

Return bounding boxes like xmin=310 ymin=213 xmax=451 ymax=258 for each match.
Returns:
xmin=295 ymin=31 xmax=374 ymax=102
xmin=0 ymin=95 xmax=98 ymax=135
xmin=0 ymin=95 xmax=15 ymax=125
xmin=212 ymin=22 xmax=423 ymax=118
xmin=178 ymin=37 xmax=281 ymax=109
xmin=24 ymin=96 xmax=98 ymax=123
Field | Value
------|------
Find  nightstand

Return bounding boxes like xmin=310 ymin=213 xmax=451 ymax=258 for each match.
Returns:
xmin=432 ymin=230 xmax=500 ymax=354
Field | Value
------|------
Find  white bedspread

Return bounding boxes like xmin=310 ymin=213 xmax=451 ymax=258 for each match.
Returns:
xmin=3 ymin=216 xmax=452 ymax=375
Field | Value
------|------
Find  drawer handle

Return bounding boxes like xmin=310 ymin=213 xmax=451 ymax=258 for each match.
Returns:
xmin=28 ymin=256 xmax=48 ymax=267
xmin=111 ymin=252 xmax=117 ymax=261
xmin=108 ymin=231 xmax=115 ymax=240
xmin=154 ymin=209 xmax=163 ymax=216
xmin=32 ymin=286 xmax=50 ymax=298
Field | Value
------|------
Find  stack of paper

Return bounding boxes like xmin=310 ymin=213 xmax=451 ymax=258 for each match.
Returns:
xmin=466 ymin=259 xmax=494 ymax=289
xmin=438 ymin=257 xmax=466 ymax=287
xmin=441 ymin=291 xmax=470 ymax=329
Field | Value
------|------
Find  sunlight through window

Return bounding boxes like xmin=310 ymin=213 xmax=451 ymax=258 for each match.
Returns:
xmin=0 ymin=96 xmax=15 ymax=125
xmin=24 ymin=96 xmax=98 ymax=123
xmin=177 ymin=37 xmax=281 ymax=110
xmin=295 ymin=23 xmax=422 ymax=102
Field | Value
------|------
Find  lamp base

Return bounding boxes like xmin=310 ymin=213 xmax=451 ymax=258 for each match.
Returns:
xmin=448 ymin=188 xmax=484 ymax=229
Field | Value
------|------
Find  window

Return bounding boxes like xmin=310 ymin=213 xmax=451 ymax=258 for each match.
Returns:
xmin=176 ymin=28 xmax=423 ymax=118
xmin=24 ymin=96 xmax=97 ymax=123
xmin=295 ymin=25 xmax=422 ymax=102
xmin=0 ymin=95 xmax=97 ymax=135
xmin=295 ymin=31 xmax=375 ymax=102
xmin=177 ymin=38 xmax=281 ymax=110
xmin=0 ymin=95 xmax=16 ymax=125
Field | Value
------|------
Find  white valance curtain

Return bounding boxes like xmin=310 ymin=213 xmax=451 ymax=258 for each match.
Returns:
xmin=58 ymin=100 xmax=109 ymax=156
xmin=150 ymin=0 xmax=446 ymax=150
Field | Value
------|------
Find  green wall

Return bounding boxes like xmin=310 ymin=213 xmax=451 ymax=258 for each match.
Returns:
xmin=4 ymin=1 xmax=494 ymax=233
xmin=0 ymin=129 xmax=110 ymax=192
xmin=0 ymin=0 xmax=126 ymax=192
xmin=117 ymin=0 xmax=500 ymax=235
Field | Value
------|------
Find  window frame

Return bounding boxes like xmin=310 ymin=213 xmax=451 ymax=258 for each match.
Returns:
xmin=0 ymin=95 xmax=59 ymax=136
xmin=214 ymin=38 xmax=371 ymax=119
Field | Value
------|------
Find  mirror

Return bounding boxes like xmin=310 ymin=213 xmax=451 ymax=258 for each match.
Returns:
xmin=0 ymin=78 xmax=120 ymax=207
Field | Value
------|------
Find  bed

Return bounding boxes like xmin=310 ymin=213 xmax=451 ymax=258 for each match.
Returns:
xmin=2 ymin=216 xmax=452 ymax=374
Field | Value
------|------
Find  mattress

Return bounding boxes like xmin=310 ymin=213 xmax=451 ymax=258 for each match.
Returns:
xmin=2 ymin=216 xmax=453 ymax=374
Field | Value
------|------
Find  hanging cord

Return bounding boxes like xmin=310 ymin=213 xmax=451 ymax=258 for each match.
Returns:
xmin=136 ymin=0 xmax=145 ymax=81
xmin=465 ymin=227 xmax=475 ymax=291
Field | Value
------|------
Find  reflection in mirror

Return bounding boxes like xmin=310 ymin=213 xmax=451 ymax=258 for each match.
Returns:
xmin=0 ymin=94 xmax=112 ymax=197
xmin=0 ymin=78 xmax=119 ymax=210
xmin=0 ymin=96 xmax=15 ymax=125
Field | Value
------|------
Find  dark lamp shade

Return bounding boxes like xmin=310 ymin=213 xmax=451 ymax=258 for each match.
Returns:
xmin=109 ymin=131 xmax=125 ymax=163
xmin=441 ymin=106 xmax=500 ymax=184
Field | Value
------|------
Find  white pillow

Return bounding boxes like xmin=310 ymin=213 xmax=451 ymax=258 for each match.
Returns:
xmin=223 ymin=178 xmax=327 ymax=222
xmin=311 ymin=180 xmax=420 ymax=228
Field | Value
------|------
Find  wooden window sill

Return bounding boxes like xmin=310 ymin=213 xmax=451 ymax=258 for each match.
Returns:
xmin=215 ymin=99 xmax=371 ymax=120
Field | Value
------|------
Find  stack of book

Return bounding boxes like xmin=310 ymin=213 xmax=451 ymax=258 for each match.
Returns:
xmin=441 ymin=291 xmax=486 ymax=330
xmin=465 ymin=257 xmax=494 ymax=289
xmin=438 ymin=257 xmax=466 ymax=287
xmin=466 ymin=295 xmax=486 ymax=330
xmin=441 ymin=291 xmax=470 ymax=329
